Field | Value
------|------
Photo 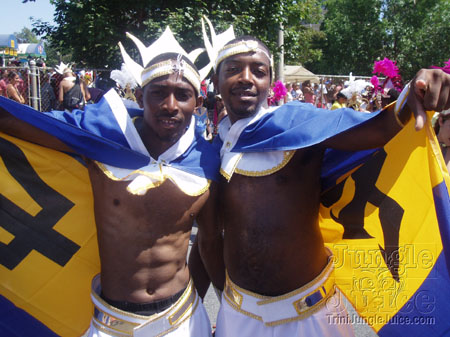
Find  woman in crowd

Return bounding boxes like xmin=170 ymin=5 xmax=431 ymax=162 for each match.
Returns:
xmin=6 ymin=71 xmax=25 ymax=104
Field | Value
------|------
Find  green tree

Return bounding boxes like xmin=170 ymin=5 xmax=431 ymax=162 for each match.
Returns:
xmin=15 ymin=27 xmax=40 ymax=43
xmin=311 ymin=0 xmax=386 ymax=76
xmin=31 ymin=0 xmax=323 ymax=71
xmin=381 ymin=0 xmax=450 ymax=79
xmin=308 ymin=0 xmax=450 ymax=79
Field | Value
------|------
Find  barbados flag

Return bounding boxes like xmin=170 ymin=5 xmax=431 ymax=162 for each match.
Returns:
xmin=0 ymin=94 xmax=449 ymax=336
xmin=319 ymin=112 xmax=450 ymax=336
xmin=217 ymin=100 xmax=450 ymax=336
xmin=0 ymin=90 xmax=220 ymax=336
xmin=0 ymin=132 xmax=98 ymax=336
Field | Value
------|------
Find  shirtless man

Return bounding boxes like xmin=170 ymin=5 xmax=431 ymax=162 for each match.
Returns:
xmin=58 ymin=67 xmax=90 ymax=111
xmin=0 ymin=51 xmax=218 ymax=336
xmin=199 ymin=36 xmax=450 ymax=336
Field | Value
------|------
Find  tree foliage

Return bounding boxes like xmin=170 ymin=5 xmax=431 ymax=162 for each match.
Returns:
xmin=14 ymin=27 xmax=40 ymax=43
xmin=28 ymin=0 xmax=450 ymax=78
xmin=310 ymin=0 xmax=386 ymax=75
xmin=381 ymin=0 xmax=450 ymax=79
xmin=32 ymin=0 xmax=323 ymax=69
xmin=311 ymin=0 xmax=450 ymax=79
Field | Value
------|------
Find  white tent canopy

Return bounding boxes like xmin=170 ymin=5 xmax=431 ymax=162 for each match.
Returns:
xmin=283 ymin=65 xmax=320 ymax=84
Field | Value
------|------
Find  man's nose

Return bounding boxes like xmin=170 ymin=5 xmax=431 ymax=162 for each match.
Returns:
xmin=239 ymin=66 xmax=252 ymax=83
xmin=162 ymin=93 xmax=178 ymax=114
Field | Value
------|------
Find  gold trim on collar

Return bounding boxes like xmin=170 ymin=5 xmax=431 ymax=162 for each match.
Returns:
xmin=95 ymin=161 xmax=211 ymax=196
xmin=234 ymin=150 xmax=296 ymax=177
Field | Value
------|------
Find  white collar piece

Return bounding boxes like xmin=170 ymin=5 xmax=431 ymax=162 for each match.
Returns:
xmin=97 ymin=90 xmax=209 ymax=196
xmin=218 ymin=106 xmax=294 ymax=181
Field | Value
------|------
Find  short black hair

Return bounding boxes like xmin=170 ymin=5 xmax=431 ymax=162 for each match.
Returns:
xmin=336 ymin=92 xmax=347 ymax=100
xmin=387 ymin=88 xmax=399 ymax=100
xmin=215 ymin=35 xmax=272 ymax=82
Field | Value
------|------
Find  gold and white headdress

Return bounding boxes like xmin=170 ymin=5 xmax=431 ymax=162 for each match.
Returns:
xmin=202 ymin=16 xmax=273 ymax=72
xmin=110 ymin=63 xmax=138 ymax=89
xmin=215 ymin=39 xmax=273 ymax=71
xmin=200 ymin=16 xmax=235 ymax=78
xmin=54 ymin=62 xmax=72 ymax=75
xmin=118 ymin=27 xmax=205 ymax=93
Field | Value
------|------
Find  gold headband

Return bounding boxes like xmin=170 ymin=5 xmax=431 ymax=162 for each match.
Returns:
xmin=214 ymin=40 xmax=273 ymax=71
xmin=141 ymin=57 xmax=200 ymax=94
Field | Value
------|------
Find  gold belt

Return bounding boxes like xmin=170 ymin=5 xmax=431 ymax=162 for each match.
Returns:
xmin=223 ymin=257 xmax=336 ymax=326
xmin=91 ymin=278 xmax=198 ymax=337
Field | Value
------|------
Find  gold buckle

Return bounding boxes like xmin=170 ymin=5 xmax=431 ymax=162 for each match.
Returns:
xmin=225 ymin=283 xmax=243 ymax=308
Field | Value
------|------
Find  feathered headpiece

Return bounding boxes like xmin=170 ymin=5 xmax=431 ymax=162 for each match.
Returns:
xmin=341 ymin=78 xmax=373 ymax=111
xmin=54 ymin=62 xmax=72 ymax=75
xmin=110 ymin=63 xmax=138 ymax=89
xmin=372 ymin=57 xmax=403 ymax=93
xmin=200 ymin=16 xmax=235 ymax=76
xmin=272 ymin=80 xmax=287 ymax=101
xmin=373 ymin=58 xmax=399 ymax=79
xmin=430 ymin=58 xmax=450 ymax=75
xmin=118 ymin=27 xmax=205 ymax=92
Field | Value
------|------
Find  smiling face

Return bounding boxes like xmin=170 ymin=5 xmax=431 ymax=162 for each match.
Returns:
xmin=142 ymin=70 xmax=201 ymax=150
xmin=214 ymin=50 xmax=271 ymax=124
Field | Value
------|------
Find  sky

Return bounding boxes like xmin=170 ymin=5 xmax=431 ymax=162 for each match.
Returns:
xmin=1 ymin=0 xmax=55 ymax=35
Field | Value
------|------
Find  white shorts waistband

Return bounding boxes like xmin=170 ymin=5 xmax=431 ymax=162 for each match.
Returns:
xmin=90 ymin=275 xmax=200 ymax=337
xmin=223 ymin=253 xmax=336 ymax=327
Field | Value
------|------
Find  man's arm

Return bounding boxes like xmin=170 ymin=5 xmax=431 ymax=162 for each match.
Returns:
xmin=58 ymin=81 xmax=64 ymax=105
xmin=194 ymin=182 xmax=225 ymax=293
xmin=0 ymin=107 xmax=74 ymax=153
xmin=188 ymin=236 xmax=211 ymax=299
xmin=81 ymin=80 xmax=91 ymax=102
xmin=323 ymin=69 xmax=450 ymax=151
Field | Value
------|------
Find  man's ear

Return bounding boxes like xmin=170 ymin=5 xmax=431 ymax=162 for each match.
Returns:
xmin=196 ymin=95 xmax=204 ymax=109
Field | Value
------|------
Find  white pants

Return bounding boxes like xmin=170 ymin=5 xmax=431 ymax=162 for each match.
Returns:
xmin=86 ymin=275 xmax=212 ymax=337
xmin=215 ymin=258 xmax=355 ymax=337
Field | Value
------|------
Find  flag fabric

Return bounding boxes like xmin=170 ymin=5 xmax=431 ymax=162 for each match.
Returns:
xmin=319 ymin=113 xmax=450 ymax=335
xmin=0 ymin=132 xmax=98 ymax=336
xmin=0 ymin=91 xmax=220 ymax=336
xmin=215 ymin=101 xmax=450 ymax=335
xmin=0 ymin=92 xmax=220 ymax=180
xmin=0 ymin=96 xmax=449 ymax=336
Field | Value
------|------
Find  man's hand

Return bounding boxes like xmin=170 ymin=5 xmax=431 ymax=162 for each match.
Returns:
xmin=407 ymin=69 xmax=450 ymax=130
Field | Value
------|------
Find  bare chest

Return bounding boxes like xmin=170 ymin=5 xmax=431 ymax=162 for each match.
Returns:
xmin=87 ymin=163 xmax=208 ymax=235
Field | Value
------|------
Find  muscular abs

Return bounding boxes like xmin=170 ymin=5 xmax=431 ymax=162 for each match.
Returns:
xmin=87 ymin=161 xmax=209 ymax=303
xmin=221 ymin=147 xmax=329 ymax=296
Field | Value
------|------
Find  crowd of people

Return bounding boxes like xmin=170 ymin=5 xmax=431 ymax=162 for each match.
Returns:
xmin=0 ymin=62 xmax=116 ymax=112
xmin=267 ymin=77 xmax=401 ymax=113
xmin=0 ymin=18 xmax=449 ymax=337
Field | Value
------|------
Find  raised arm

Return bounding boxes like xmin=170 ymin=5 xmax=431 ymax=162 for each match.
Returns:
xmin=0 ymin=106 xmax=74 ymax=153
xmin=58 ymin=81 xmax=64 ymax=105
xmin=323 ymin=69 xmax=450 ymax=151
xmin=81 ymin=80 xmax=91 ymax=102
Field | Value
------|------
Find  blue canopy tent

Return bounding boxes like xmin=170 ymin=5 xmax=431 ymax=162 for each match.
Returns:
xmin=18 ymin=42 xmax=46 ymax=60
xmin=0 ymin=34 xmax=19 ymax=66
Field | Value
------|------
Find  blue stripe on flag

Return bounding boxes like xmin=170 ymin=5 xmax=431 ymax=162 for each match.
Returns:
xmin=433 ymin=180 xmax=450 ymax=274
xmin=0 ymin=295 xmax=58 ymax=337
xmin=378 ymin=252 xmax=450 ymax=336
